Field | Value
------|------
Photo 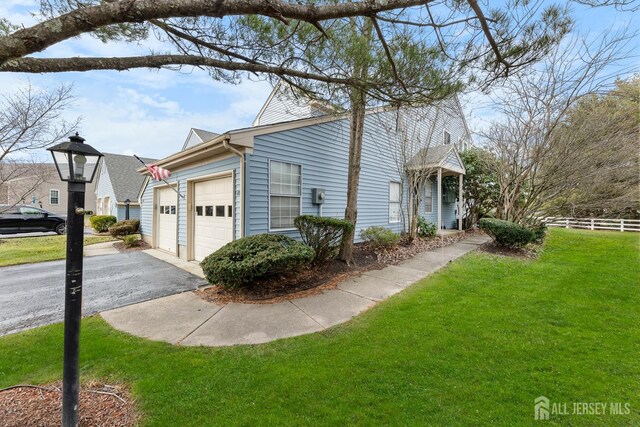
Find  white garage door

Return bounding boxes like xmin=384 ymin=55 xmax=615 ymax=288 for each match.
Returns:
xmin=156 ymin=186 xmax=177 ymax=254
xmin=193 ymin=176 xmax=234 ymax=261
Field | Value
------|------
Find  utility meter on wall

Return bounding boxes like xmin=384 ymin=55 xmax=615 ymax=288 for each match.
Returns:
xmin=312 ymin=188 xmax=326 ymax=204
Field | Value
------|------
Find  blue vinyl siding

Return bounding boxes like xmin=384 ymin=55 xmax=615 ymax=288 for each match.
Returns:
xmin=139 ymin=156 xmax=241 ymax=245
xmin=246 ymin=115 xmax=407 ymax=241
xmin=116 ymin=205 xmax=140 ymax=221
xmin=245 ymin=107 xmax=463 ymax=239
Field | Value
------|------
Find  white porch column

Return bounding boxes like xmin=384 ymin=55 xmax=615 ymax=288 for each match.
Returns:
xmin=458 ymin=173 xmax=463 ymax=231
xmin=437 ymin=167 xmax=442 ymax=232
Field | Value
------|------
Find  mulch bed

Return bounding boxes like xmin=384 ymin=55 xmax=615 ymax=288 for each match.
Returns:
xmin=477 ymin=241 xmax=540 ymax=259
xmin=0 ymin=381 xmax=137 ymax=427
xmin=113 ymin=240 xmax=151 ymax=253
xmin=197 ymin=230 xmax=481 ymax=305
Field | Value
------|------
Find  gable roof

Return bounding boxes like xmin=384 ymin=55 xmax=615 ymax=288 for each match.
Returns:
xmin=101 ymin=153 xmax=156 ymax=202
xmin=408 ymin=144 xmax=465 ymax=174
xmin=181 ymin=128 xmax=220 ymax=151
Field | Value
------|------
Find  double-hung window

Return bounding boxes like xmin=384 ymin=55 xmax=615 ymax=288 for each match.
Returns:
xmin=49 ymin=189 xmax=59 ymax=205
xmin=270 ymin=160 xmax=301 ymax=229
xmin=444 ymin=130 xmax=451 ymax=145
xmin=389 ymin=182 xmax=401 ymax=223
xmin=424 ymin=179 xmax=433 ymax=213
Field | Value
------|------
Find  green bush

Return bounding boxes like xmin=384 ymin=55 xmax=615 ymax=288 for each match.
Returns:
xmin=294 ymin=215 xmax=354 ymax=263
xmin=417 ymin=216 xmax=437 ymax=238
xmin=359 ymin=226 xmax=401 ymax=249
xmin=478 ymin=218 xmax=535 ymax=248
xmin=122 ymin=234 xmax=139 ymax=248
xmin=530 ymin=223 xmax=548 ymax=243
xmin=200 ymin=234 xmax=315 ymax=288
xmin=108 ymin=219 xmax=140 ymax=240
xmin=90 ymin=215 xmax=117 ymax=232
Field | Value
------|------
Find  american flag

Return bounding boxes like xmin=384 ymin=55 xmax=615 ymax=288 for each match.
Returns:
xmin=147 ymin=164 xmax=171 ymax=181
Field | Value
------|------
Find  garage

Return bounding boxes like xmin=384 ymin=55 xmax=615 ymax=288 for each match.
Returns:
xmin=192 ymin=176 xmax=234 ymax=261
xmin=156 ymin=186 xmax=178 ymax=254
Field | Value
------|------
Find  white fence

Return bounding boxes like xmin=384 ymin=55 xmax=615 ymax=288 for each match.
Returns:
xmin=542 ymin=217 xmax=640 ymax=232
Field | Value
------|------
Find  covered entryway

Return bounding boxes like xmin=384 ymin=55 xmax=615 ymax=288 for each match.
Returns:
xmin=192 ymin=175 xmax=234 ymax=261
xmin=156 ymin=186 xmax=178 ymax=254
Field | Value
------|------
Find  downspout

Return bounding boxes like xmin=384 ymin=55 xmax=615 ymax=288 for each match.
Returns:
xmin=223 ymin=138 xmax=245 ymax=238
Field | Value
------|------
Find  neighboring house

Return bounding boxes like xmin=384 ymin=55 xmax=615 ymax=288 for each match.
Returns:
xmin=95 ymin=153 xmax=156 ymax=221
xmin=182 ymin=128 xmax=220 ymax=151
xmin=0 ymin=163 xmax=96 ymax=215
xmin=139 ymin=84 xmax=471 ymax=261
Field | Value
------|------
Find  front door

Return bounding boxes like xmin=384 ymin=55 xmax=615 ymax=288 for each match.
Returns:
xmin=156 ymin=187 xmax=177 ymax=254
xmin=193 ymin=177 xmax=233 ymax=262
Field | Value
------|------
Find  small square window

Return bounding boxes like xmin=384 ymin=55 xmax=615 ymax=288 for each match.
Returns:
xmin=444 ymin=130 xmax=451 ymax=145
xmin=196 ymin=206 xmax=203 ymax=216
xmin=205 ymin=206 xmax=213 ymax=216
xmin=170 ymin=205 xmax=176 ymax=215
xmin=228 ymin=205 xmax=233 ymax=217
xmin=215 ymin=205 xmax=225 ymax=217
xmin=160 ymin=206 xmax=165 ymax=214
xmin=49 ymin=189 xmax=59 ymax=205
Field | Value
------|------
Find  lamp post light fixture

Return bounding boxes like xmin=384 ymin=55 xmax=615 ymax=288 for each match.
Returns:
xmin=124 ymin=198 xmax=131 ymax=220
xmin=47 ymin=133 xmax=103 ymax=427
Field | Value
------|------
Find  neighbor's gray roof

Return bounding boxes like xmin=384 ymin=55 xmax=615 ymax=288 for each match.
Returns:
xmin=407 ymin=144 xmax=454 ymax=169
xmin=192 ymin=128 xmax=219 ymax=143
xmin=102 ymin=153 xmax=156 ymax=202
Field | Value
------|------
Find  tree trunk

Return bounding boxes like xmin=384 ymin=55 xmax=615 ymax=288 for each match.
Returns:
xmin=339 ymin=88 xmax=366 ymax=263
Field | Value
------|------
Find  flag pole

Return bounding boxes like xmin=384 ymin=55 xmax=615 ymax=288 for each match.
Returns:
xmin=134 ymin=154 xmax=184 ymax=199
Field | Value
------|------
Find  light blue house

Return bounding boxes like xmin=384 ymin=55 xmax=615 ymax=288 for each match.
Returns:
xmin=95 ymin=153 xmax=156 ymax=221
xmin=139 ymin=84 xmax=470 ymax=261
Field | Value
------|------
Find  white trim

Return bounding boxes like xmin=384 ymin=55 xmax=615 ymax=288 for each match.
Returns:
xmin=388 ymin=181 xmax=402 ymax=224
xmin=424 ymin=179 xmax=433 ymax=214
xmin=268 ymin=159 xmax=303 ymax=232
xmin=49 ymin=188 xmax=60 ymax=205
xmin=152 ymin=181 xmax=179 ymax=255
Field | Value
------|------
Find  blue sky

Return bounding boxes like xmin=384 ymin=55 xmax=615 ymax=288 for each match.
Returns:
xmin=1 ymin=1 xmax=637 ymax=160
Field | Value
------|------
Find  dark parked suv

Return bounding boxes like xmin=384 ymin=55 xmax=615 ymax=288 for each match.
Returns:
xmin=0 ymin=205 xmax=66 ymax=235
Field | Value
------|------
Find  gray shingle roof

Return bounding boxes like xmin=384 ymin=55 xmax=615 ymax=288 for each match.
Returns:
xmin=192 ymin=128 xmax=219 ymax=143
xmin=407 ymin=144 xmax=453 ymax=169
xmin=102 ymin=153 xmax=156 ymax=202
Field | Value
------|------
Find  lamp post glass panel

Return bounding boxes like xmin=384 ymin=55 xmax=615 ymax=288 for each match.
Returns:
xmin=47 ymin=133 xmax=102 ymax=427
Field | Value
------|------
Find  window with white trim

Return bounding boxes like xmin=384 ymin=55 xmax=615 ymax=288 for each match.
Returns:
xmin=49 ymin=189 xmax=59 ymax=205
xmin=270 ymin=160 xmax=301 ymax=229
xmin=424 ymin=179 xmax=433 ymax=213
xmin=444 ymin=130 xmax=451 ymax=145
xmin=389 ymin=182 xmax=401 ymax=223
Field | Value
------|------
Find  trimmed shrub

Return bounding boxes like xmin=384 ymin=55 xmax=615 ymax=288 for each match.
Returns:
xmin=90 ymin=215 xmax=116 ymax=232
xmin=122 ymin=234 xmax=139 ymax=248
xmin=479 ymin=218 xmax=535 ymax=248
xmin=108 ymin=219 xmax=140 ymax=240
xmin=359 ymin=226 xmax=401 ymax=249
xmin=200 ymin=234 xmax=315 ymax=288
xmin=530 ymin=223 xmax=548 ymax=243
xmin=417 ymin=216 xmax=437 ymax=238
xmin=294 ymin=215 xmax=354 ymax=263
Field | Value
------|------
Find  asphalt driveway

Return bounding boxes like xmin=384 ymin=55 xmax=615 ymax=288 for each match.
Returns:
xmin=0 ymin=252 xmax=206 ymax=336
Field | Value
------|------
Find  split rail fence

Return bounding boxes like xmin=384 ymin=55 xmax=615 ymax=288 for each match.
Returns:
xmin=542 ymin=217 xmax=640 ymax=232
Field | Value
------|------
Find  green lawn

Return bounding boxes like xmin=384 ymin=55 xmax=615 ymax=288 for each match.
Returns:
xmin=0 ymin=229 xmax=638 ymax=426
xmin=0 ymin=235 xmax=115 ymax=267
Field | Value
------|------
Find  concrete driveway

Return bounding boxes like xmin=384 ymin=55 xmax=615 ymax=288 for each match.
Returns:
xmin=0 ymin=252 xmax=206 ymax=336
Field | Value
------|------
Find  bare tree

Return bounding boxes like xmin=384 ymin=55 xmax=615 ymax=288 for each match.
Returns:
xmin=0 ymin=83 xmax=78 ymax=211
xmin=481 ymin=30 xmax=637 ymax=224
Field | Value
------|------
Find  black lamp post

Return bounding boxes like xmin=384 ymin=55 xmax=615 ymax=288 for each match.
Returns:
xmin=124 ymin=198 xmax=131 ymax=220
xmin=48 ymin=133 xmax=103 ymax=427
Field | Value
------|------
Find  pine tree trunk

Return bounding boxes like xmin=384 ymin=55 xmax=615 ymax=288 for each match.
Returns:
xmin=339 ymin=88 xmax=366 ymax=263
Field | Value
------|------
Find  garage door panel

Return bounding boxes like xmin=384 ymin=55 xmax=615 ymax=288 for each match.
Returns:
xmin=193 ymin=177 xmax=233 ymax=262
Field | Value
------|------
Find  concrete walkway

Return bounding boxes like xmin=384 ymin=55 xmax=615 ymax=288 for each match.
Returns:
xmin=84 ymin=241 xmax=119 ymax=257
xmin=101 ymin=234 xmax=490 ymax=347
